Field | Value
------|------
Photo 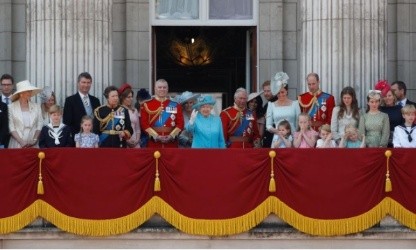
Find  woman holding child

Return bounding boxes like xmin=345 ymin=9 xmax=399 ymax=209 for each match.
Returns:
xmin=330 ymin=86 xmax=361 ymax=144
xmin=266 ymin=72 xmax=300 ymax=146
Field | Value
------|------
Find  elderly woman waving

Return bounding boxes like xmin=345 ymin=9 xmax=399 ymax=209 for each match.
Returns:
xmin=186 ymin=95 xmax=225 ymax=148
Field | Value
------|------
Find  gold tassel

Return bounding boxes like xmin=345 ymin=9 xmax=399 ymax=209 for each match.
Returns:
xmin=37 ymin=152 xmax=45 ymax=195
xmin=269 ymin=151 xmax=276 ymax=192
xmin=385 ymin=150 xmax=392 ymax=193
xmin=154 ymin=151 xmax=161 ymax=192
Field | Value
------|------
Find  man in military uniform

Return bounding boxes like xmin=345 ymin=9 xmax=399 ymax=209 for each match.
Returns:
xmin=140 ymin=79 xmax=184 ymax=148
xmin=298 ymin=73 xmax=335 ymax=131
xmin=220 ymin=88 xmax=261 ymax=148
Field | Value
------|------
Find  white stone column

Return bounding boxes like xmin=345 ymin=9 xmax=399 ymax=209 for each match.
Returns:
xmin=300 ymin=0 xmax=387 ymax=106
xmin=26 ymin=0 xmax=112 ymax=105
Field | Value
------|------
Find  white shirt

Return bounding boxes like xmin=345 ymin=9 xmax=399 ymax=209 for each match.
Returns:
xmin=393 ymin=125 xmax=416 ymax=148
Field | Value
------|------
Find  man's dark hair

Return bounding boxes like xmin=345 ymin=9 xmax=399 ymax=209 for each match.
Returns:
xmin=0 ymin=74 xmax=14 ymax=84
xmin=77 ymin=72 xmax=92 ymax=83
xmin=391 ymin=81 xmax=407 ymax=95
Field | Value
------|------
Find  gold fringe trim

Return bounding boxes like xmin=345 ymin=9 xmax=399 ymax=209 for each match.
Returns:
xmin=37 ymin=152 xmax=45 ymax=195
xmin=155 ymin=196 xmax=273 ymax=236
xmin=1 ymin=197 xmax=414 ymax=237
xmin=0 ymin=200 xmax=41 ymax=234
xmin=388 ymin=198 xmax=416 ymax=230
xmin=274 ymin=197 xmax=390 ymax=236
xmin=384 ymin=150 xmax=392 ymax=192
xmin=269 ymin=150 xmax=276 ymax=192
xmin=39 ymin=199 xmax=156 ymax=236
xmin=154 ymin=151 xmax=161 ymax=192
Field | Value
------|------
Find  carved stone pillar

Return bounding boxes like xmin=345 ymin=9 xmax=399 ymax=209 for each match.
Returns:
xmin=300 ymin=0 xmax=387 ymax=105
xmin=26 ymin=0 xmax=112 ymax=104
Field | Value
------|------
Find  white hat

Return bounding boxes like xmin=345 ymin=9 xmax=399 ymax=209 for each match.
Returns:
xmin=271 ymin=72 xmax=289 ymax=96
xmin=247 ymin=92 xmax=262 ymax=102
xmin=11 ymin=80 xmax=42 ymax=102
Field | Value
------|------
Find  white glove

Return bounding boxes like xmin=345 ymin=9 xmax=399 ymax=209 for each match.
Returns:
xmin=189 ymin=109 xmax=198 ymax=125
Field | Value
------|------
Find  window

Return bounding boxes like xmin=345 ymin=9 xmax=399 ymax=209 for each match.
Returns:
xmin=152 ymin=0 xmax=257 ymax=26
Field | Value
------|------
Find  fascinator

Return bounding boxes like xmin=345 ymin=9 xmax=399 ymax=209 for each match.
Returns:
xmin=118 ymin=83 xmax=132 ymax=95
xmin=271 ymin=72 xmax=289 ymax=96
xmin=40 ymin=86 xmax=54 ymax=104
xmin=137 ymin=88 xmax=151 ymax=101
xmin=367 ymin=90 xmax=382 ymax=100
xmin=374 ymin=80 xmax=390 ymax=97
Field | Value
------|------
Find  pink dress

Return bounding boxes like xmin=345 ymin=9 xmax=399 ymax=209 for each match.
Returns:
xmin=127 ymin=108 xmax=141 ymax=148
xmin=294 ymin=129 xmax=318 ymax=148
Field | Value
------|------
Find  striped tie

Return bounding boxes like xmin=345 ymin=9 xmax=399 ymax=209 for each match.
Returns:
xmin=5 ymin=97 xmax=9 ymax=105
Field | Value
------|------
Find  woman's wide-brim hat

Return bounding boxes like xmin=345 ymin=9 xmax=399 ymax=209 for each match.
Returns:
xmin=192 ymin=95 xmax=216 ymax=110
xmin=270 ymin=72 xmax=289 ymax=96
xmin=11 ymin=80 xmax=42 ymax=101
xmin=247 ymin=92 xmax=263 ymax=102
xmin=176 ymin=91 xmax=201 ymax=104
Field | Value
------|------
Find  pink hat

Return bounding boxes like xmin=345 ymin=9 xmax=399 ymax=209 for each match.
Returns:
xmin=374 ymin=80 xmax=390 ymax=97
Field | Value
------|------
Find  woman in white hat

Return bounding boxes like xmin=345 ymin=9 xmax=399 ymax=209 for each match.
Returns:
xmin=186 ymin=95 xmax=225 ymax=148
xmin=8 ymin=80 xmax=43 ymax=148
xmin=266 ymin=72 xmax=301 ymax=147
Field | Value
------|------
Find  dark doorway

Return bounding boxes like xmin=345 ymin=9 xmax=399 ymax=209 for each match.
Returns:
xmin=153 ymin=26 xmax=256 ymax=108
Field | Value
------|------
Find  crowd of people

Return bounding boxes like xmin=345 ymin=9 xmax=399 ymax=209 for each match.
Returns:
xmin=0 ymin=71 xmax=415 ymax=149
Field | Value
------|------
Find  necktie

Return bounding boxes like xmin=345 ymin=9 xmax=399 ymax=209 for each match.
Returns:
xmin=83 ymin=96 xmax=92 ymax=116
xmin=5 ymin=97 xmax=9 ymax=105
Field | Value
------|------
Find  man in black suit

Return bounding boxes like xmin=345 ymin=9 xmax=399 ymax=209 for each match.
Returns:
xmin=0 ymin=74 xmax=14 ymax=148
xmin=391 ymin=81 xmax=416 ymax=107
xmin=63 ymin=72 xmax=101 ymax=141
xmin=261 ymin=80 xmax=277 ymax=148
xmin=0 ymin=101 xmax=8 ymax=148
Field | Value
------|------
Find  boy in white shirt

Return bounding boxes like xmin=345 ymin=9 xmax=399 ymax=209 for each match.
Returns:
xmin=393 ymin=104 xmax=416 ymax=148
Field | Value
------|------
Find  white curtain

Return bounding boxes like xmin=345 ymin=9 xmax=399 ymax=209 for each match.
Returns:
xmin=209 ymin=0 xmax=252 ymax=19
xmin=156 ymin=0 xmax=199 ymax=19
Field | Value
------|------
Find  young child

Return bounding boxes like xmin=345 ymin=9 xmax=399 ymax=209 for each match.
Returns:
xmin=339 ymin=124 xmax=366 ymax=148
xmin=293 ymin=113 xmax=318 ymax=148
xmin=74 ymin=115 xmax=99 ymax=148
xmin=39 ymin=105 xmax=73 ymax=148
xmin=392 ymin=104 xmax=416 ymax=148
xmin=316 ymin=124 xmax=337 ymax=148
xmin=271 ymin=120 xmax=293 ymax=148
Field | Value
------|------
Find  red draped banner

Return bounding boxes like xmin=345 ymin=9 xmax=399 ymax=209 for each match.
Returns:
xmin=0 ymin=148 xmax=415 ymax=236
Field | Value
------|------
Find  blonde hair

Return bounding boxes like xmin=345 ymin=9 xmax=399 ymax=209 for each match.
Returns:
xmin=319 ymin=124 xmax=331 ymax=133
xmin=297 ymin=113 xmax=311 ymax=131
xmin=401 ymin=104 xmax=416 ymax=115
xmin=80 ymin=115 xmax=93 ymax=133
xmin=48 ymin=104 xmax=61 ymax=115
xmin=344 ymin=124 xmax=359 ymax=136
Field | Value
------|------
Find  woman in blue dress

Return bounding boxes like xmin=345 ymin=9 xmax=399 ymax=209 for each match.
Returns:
xmin=186 ymin=95 xmax=226 ymax=148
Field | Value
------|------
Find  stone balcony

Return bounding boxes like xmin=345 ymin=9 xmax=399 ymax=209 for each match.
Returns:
xmin=1 ymin=215 xmax=416 ymax=248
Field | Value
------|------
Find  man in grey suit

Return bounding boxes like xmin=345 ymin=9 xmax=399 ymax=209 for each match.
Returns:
xmin=63 ymin=72 xmax=101 ymax=142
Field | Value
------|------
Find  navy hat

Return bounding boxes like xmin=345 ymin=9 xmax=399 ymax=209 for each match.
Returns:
xmin=137 ymin=88 xmax=151 ymax=101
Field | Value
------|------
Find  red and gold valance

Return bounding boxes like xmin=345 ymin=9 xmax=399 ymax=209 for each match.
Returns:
xmin=0 ymin=148 xmax=415 ymax=236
